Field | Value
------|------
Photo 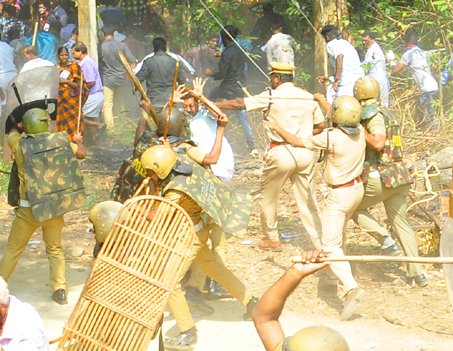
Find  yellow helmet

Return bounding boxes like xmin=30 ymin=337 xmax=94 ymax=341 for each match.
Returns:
xmin=140 ymin=145 xmax=177 ymax=180
xmin=331 ymin=96 xmax=362 ymax=128
xmin=284 ymin=326 xmax=349 ymax=351
xmin=354 ymin=76 xmax=380 ymax=101
xmin=89 ymin=201 xmax=123 ymax=243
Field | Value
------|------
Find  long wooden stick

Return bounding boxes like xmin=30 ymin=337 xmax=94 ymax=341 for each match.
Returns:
xmin=164 ymin=61 xmax=179 ymax=139
xmin=292 ymin=255 xmax=453 ymax=264
xmin=182 ymin=85 xmax=223 ymax=118
xmin=118 ymin=51 xmax=158 ymax=127
xmin=31 ymin=21 xmax=39 ymax=47
xmin=76 ymin=71 xmax=84 ymax=134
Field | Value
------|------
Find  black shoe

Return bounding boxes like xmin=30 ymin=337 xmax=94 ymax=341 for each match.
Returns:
xmin=164 ymin=327 xmax=197 ymax=351
xmin=185 ymin=287 xmax=214 ymax=315
xmin=52 ymin=289 xmax=68 ymax=305
xmin=206 ymin=280 xmax=232 ymax=300
xmin=413 ymin=272 xmax=428 ymax=287
xmin=243 ymin=296 xmax=259 ymax=321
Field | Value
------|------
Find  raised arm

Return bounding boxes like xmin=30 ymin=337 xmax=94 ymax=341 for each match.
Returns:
xmin=252 ymin=251 xmax=328 ymax=351
xmin=202 ymin=114 xmax=228 ymax=165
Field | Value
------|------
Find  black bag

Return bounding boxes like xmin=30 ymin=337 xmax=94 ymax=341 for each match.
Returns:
xmin=8 ymin=161 xmax=20 ymax=207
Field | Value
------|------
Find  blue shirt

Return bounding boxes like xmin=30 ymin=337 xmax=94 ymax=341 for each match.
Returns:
xmin=24 ymin=31 xmax=59 ymax=64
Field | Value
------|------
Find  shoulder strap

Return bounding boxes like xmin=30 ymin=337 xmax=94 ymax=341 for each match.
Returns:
xmin=262 ymin=87 xmax=273 ymax=120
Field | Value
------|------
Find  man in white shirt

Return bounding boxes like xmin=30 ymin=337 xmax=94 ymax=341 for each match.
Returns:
xmin=20 ymin=45 xmax=54 ymax=73
xmin=180 ymin=87 xmax=236 ymax=305
xmin=184 ymin=99 xmax=234 ymax=182
xmin=390 ymin=29 xmax=439 ymax=130
xmin=361 ymin=31 xmax=390 ymax=106
xmin=0 ymin=277 xmax=50 ymax=350
xmin=318 ymin=25 xmax=364 ymax=102
xmin=264 ymin=21 xmax=296 ymax=68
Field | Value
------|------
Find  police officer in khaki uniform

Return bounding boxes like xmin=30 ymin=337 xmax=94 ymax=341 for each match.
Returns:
xmin=352 ymin=76 xmax=427 ymax=287
xmin=265 ymin=95 xmax=367 ymax=321
xmin=216 ymin=62 xmax=325 ymax=252
xmin=0 ymin=108 xmax=86 ymax=305
xmin=140 ymin=142 xmax=257 ymax=349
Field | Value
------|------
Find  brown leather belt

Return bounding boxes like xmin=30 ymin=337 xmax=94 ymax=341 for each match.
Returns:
xmin=329 ymin=176 xmax=362 ymax=189
xmin=269 ymin=141 xmax=288 ymax=149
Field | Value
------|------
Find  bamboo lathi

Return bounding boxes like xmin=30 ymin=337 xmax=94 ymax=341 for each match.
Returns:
xmin=118 ymin=51 xmax=158 ymax=127
xmin=164 ymin=61 xmax=179 ymax=139
xmin=292 ymin=255 xmax=453 ymax=264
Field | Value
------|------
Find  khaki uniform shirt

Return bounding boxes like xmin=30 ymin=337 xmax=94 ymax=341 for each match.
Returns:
xmin=302 ymin=126 xmax=366 ymax=185
xmin=361 ymin=113 xmax=386 ymax=170
xmin=244 ymin=82 xmax=324 ymax=165
xmin=245 ymin=82 xmax=324 ymax=142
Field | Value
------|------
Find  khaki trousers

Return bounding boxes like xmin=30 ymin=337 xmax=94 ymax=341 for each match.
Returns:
xmin=261 ymin=145 xmax=322 ymax=248
xmin=322 ymin=182 xmax=364 ymax=295
xmin=0 ymin=207 xmax=66 ymax=291
xmin=168 ymin=225 xmax=252 ymax=332
xmin=103 ymin=84 xmax=129 ymax=129
xmin=187 ymin=218 xmax=227 ymax=291
xmin=352 ymin=178 xmax=423 ymax=277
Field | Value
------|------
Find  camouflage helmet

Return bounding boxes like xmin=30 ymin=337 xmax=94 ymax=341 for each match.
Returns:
xmin=140 ymin=145 xmax=177 ymax=179
xmin=354 ymin=76 xmax=380 ymax=101
xmin=284 ymin=326 xmax=349 ymax=351
xmin=156 ymin=106 xmax=186 ymax=137
xmin=23 ymin=108 xmax=50 ymax=134
xmin=89 ymin=201 xmax=123 ymax=243
xmin=331 ymin=96 xmax=362 ymax=127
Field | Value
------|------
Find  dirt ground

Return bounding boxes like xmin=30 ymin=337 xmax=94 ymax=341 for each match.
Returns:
xmin=0 ymin=112 xmax=452 ymax=351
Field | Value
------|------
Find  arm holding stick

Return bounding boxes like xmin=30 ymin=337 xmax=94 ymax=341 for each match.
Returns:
xmin=253 ymin=250 xmax=328 ymax=351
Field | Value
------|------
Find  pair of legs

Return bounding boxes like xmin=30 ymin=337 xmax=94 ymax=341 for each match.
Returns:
xmin=417 ymin=90 xmax=438 ymax=129
xmin=352 ymin=179 xmax=423 ymax=278
xmin=168 ymin=223 xmax=252 ymax=332
xmin=186 ymin=217 xmax=227 ymax=291
xmin=260 ymin=145 xmax=322 ymax=248
xmin=103 ymin=84 xmax=129 ymax=129
xmin=322 ymin=183 xmax=364 ymax=296
xmin=235 ymin=109 xmax=256 ymax=152
xmin=83 ymin=91 xmax=105 ymax=143
xmin=0 ymin=207 xmax=66 ymax=292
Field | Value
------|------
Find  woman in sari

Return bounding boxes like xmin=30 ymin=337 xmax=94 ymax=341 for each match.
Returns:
xmin=56 ymin=46 xmax=88 ymax=141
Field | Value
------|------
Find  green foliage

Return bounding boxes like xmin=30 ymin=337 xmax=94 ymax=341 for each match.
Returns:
xmin=155 ymin=0 xmax=246 ymax=52
xmin=0 ymin=161 xmax=12 ymax=195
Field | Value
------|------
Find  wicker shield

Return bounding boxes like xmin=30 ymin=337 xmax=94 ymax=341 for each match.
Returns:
xmin=57 ymin=195 xmax=195 ymax=351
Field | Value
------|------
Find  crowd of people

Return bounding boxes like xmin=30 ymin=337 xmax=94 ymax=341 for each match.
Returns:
xmin=0 ymin=1 xmax=447 ymax=350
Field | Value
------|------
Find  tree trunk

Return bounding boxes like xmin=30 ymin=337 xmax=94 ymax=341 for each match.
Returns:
xmin=312 ymin=0 xmax=348 ymax=93
xmin=78 ymin=0 xmax=98 ymax=63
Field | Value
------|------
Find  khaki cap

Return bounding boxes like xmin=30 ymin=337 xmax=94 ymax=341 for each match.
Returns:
xmin=268 ymin=62 xmax=295 ymax=75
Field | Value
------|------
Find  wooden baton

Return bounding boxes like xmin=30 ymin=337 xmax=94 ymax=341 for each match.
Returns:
xmin=292 ymin=255 xmax=453 ymax=264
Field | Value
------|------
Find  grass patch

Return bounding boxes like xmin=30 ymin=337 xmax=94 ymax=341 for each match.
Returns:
xmin=0 ymin=161 xmax=12 ymax=195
